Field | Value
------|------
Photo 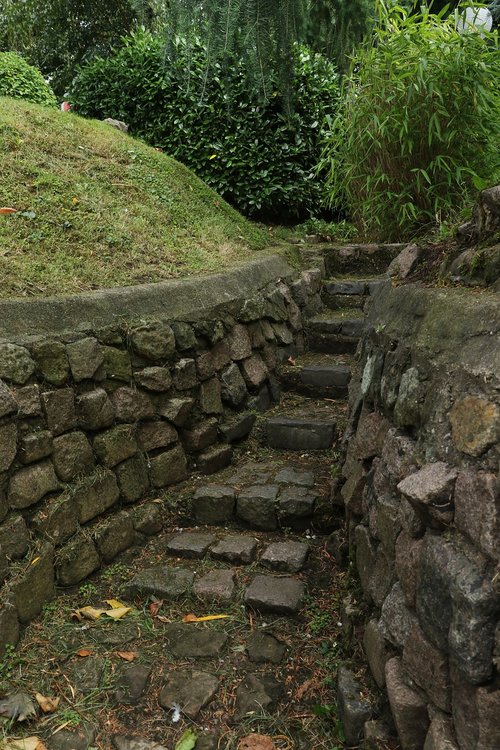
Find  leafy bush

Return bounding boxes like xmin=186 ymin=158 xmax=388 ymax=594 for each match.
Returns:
xmin=319 ymin=4 xmax=500 ymax=238
xmin=0 ymin=51 xmax=57 ymax=106
xmin=71 ymin=31 xmax=339 ymax=219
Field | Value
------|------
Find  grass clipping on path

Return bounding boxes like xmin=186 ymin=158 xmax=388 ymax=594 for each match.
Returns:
xmin=0 ymin=97 xmax=267 ymax=298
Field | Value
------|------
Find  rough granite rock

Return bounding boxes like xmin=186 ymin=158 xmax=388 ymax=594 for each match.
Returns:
xmin=149 ymin=445 xmax=188 ymax=487
xmin=13 ymin=543 xmax=55 ymax=623
xmin=52 ymin=431 xmax=95 ymax=481
xmin=397 ymin=462 xmax=458 ymax=527
xmin=0 ymin=422 xmax=17 ymax=472
xmin=237 ymin=485 xmax=279 ymax=530
xmin=164 ymin=625 xmax=228 ymax=658
xmin=234 ymin=674 xmax=284 ymax=720
xmin=166 ymin=532 xmax=216 ymax=559
xmin=245 ymin=575 xmax=305 ymax=615
xmin=385 ymin=657 xmax=429 ymax=750
xmin=210 ymin=535 xmax=258 ymax=565
xmin=159 ymin=670 xmax=218 ymax=719
xmin=134 ymin=366 xmax=172 ymax=392
xmin=66 ymin=337 xmax=104 ymax=381
xmin=337 ymin=667 xmax=372 ymax=746
xmin=31 ymin=340 xmax=69 ymax=385
xmin=449 ymin=395 xmax=500 ymax=456
xmin=8 ymin=460 xmax=59 ymax=509
xmin=246 ymin=631 xmax=287 ymax=664
xmin=123 ymin=566 xmax=194 ymax=600
xmin=0 ymin=343 xmax=36 ymax=384
xmin=193 ymin=569 xmax=235 ymax=601
xmin=129 ymin=321 xmax=176 ymax=361
xmin=260 ymin=541 xmax=309 ymax=573
xmin=76 ymin=388 xmax=115 ymax=430
xmin=41 ymin=389 xmax=77 ymax=435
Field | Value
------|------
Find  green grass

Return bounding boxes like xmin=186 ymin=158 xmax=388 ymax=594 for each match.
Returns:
xmin=0 ymin=97 xmax=268 ymax=298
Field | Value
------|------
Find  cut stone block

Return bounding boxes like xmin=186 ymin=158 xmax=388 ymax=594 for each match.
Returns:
xmin=94 ymin=511 xmax=135 ymax=563
xmin=8 ymin=461 xmax=59 ymax=509
xmin=385 ymin=657 xmax=429 ymax=750
xmin=197 ymin=445 xmax=232 ymax=475
xmin=219 ymin=413 xmax=256 ymax=443
xmin=149 ymin=445 xmax=187 ymax=487
xmin=93 ymin=425 xmax=137 ymax=468
xmin=210 ymin=535 xmax=258 ymax=565
xmin=13 ymin=542 xmax=55 ymax=623
xmin=52 ymin=431 xmax=94 ymax=482
xmin=246 ymin=632 xmax=287 ymax=664
xmin=159 ymin=670 xmax=218 ymax=719
xmin=234 ymin=674 xmax=284 ymax=721
xmin=278 ymin=487 xmax=317 ymax=525
xmin=245 ymin=575 xmax=305 ymax=615
xmin=165 ymin=532 xmax=216 ymax=559
xmin=134 ymin=366 xmax=172 ymax=392
xmin=76 ymin=388 xmax=115 ymax=430
xmin=41 ymin=389 xmax=77 ymax=435
xmin=73 ymin=469 xmax=119 ymax=524
xmin=236 ymin=485 xmax=279 ymax=530
xmin=122 ymin=566 xmax=194 ymax=600
xmin=137 ymin=421 xmax=178 ymax=452
xmin=66 ymin=337 xmax=104 ymax=381
xmin=260 ymin=541 xmax=309 ymax=573
xmin=182 ymin=419 xmax=218 ymax=452
xmin=57 ymin=536 xmax=100 ymax=586
xmin=193 ymin=569 xmax=235 ymax=601
xmin=337 ymin=667 xmax=372 ymax=746
xmin=164 ymin=624 xmax=228 ymax=658
xmin=300 ymin=365 xmax=351 ymax=388
xmin=192 ymin=485 xmax=236 ymax=524
xmin=266 ymin=417 xmax=336 ymax=451
xmin=275 ymin=467 xmax=314 ymax=487
xmin=114 ymin=664 xmax=152 ymax=705
xmin=155 ymin=396 xmax=194 ymax=426
xmin=111 ymin=387 xmax=155 ymax=422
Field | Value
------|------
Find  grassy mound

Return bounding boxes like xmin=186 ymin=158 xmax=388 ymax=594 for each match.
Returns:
xmin=0 ymin=97 xmax=267 ymax=298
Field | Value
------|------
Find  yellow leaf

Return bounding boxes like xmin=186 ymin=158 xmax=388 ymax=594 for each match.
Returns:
xmin=30 ymin=557 xmax=40 ymax=566
xmin=75 ymin=606 xmax=107 ymax=621
xmin=208 ymin=154 xmax=217 ymax=160
xmin=75 ymin=649 xmax=93 ymax=657
xmin=0 ymin=737 xmax=47 ymax=750
xmin=71 ymin=197 xmax=79 ymax=205
xmin=34 ymin=693 xmax=60 ymax=714
xmin=104 ymin=607 xmax=131 ymax=620
xmin=182 ymin=613 xmax=230 ymax=623
xmin=105 ymin=599 xmax=127 ymax=609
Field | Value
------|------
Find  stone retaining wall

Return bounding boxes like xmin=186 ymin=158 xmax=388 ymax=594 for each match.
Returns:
xmin=341 ymin=284 xmax=500 ymax=749
xmin=0 ymin=256 xmax=322 ymax=655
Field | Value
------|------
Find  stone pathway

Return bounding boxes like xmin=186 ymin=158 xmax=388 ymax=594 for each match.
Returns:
xmin=0 ymin=245 xmax=401 ymax=750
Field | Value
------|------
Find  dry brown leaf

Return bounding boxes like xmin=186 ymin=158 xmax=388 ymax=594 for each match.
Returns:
xmin=75 ymin=649 xmax=93 ymax=658
xmin=294 ymin=677 xmax=318 ymax=701
xmin=74 ymin=606 xmax=107 ymax=621
xmin=149 ymin=600 xmax=163 ymax=617
xmin=116 ymin=651 xmax=137 ymax=662
xmin=237 ymin=735 xmax=276 ymax=750
xmin=0 ymin=207 xmax=17 ymax=215
xmin=34 ymin=693 xmax=60 ymax=714
xmin=156 ymin=615 xmax=172 ymax=623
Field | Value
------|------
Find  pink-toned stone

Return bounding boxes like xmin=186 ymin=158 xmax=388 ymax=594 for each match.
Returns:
xmin=352 ymin=411 xmax=390 ymax=460
xmin=227 ymin=324 xmax=252 ymax=360
xmin=398 ymin=462 xmax=457 ymax=526
xmin=240 ymin=354 xmax=269 ymax=389
xmin=385 ymin=657 xmax=429 ymax=750
xmin=395 ymin=531 xmax=424 ymax=606
xmin=423 ymin=714 xmax=459 ymax=750
xmin=451 ymin=665 xmax=500 ymax=750
xmin=454 ymin=470 xmax=499 ymax=561
xmin=403 ymin=623 xmax=451 ymax=712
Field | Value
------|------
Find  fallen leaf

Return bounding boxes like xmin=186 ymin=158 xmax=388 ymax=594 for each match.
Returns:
xmin=0 ymin=693 xmax=36 ymax=722
xmin=287 ymin=356 xmax=296 ymax=366
xmin=30 ymin=557 xmax=40 ymax=566
xmin=237 ymin=735 xmax=276 ymax=750
xmin=0 ymin=737 xmax=47 ymax=750
xmin=149 ymin=600 xmax=163 ymax=617
xmin=104 ymin=607 xmax=131 ymax=620
xmin=294 ymin=677 xmax=318 ymax=701
xmin=34 ymin=693 xmax=60 ymax=714
xmin=116 ymin=651 xmax=137 ymax=662
xmin=0 ymin=207 xmax=17 ymax=214
xmin=174 ymin=729 xmax=197 ymax=750
xmin=105 ymin=599 xmax=126 ymax=609
xmin=75 ymin=649 xmax=93 ymax=657
xmin=156 ymin=615 xmax=172 ymax=623
xmin=182 ymin=613 xmax=230 ymax=623
xmin=74 ymin=606 xmax=107 ymax=621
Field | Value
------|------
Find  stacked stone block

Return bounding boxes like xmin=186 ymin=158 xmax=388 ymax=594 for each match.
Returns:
xmin=0 ymin=266 xmax=323 ymax=656
xmin=340 ymin=285 xmax=500 ymax=750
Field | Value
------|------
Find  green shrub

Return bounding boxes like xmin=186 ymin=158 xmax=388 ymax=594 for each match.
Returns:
xmin=319 ymin=4 xmax=500 ymax=239
xmin=71 ymin=31 xmax=339 ymax=219
xmin=0 ymin=51 xmax=57 ymax=106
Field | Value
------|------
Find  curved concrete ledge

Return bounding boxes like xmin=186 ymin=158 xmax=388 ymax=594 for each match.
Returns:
xmin=0 ymin=255 xmax=293 ymax=340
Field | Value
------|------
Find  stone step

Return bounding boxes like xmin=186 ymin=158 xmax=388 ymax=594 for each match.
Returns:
xmin=321 ymin=276 xmax=387 ymax=310
xmin=306 ymin=311 xmax=367 ymax=354
xmin=279 ymin=361 xmax=351 ymax=399
xmin=319 ymin=243 xmax=405 ymax=276
xmin=264 ymin=415 xmax=337 ymax=450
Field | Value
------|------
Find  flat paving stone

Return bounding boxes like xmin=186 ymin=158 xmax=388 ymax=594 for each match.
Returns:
xmin=113 ymin=737 xmax=169 ymax=750
xmin=193 ymin=568 xmax=236 ymax=601
xmin=122 ymin=566 xmax=194 ymax=600
xmin=275 ymin=467 xmax=315 ymax=487
xmin=159 ymin=670 xmax=218 ymax=719
xmin=247 ymin=631 xmax=287 ymax=664
xmin=260 ymin=541 xmax=310 ymax=573
xmin=300 ymin=365 xmax=351 ymax=388
xmin=48 ymin=724 xmax=96 ymax=750
xmin=90 ymin=619 xmax=141 ymax=647
xmin=165 ymin=532 xmax=216 ymax=558
xmin=244 ymin=575 xmax=305 ymax=615
xmin=114 ymin=663 xmax=152 ymax=705
xmin=278 ymin=487 xmax=317 ymax=521
xmin=70 ymin=656 xmax=104 ymax=694
xmin=234 ymin=674 xmax=284 ymax=720
xmin=164 ymin=624 xmax=228 ymax=658
xmin=210 ymin=535 xmax=258 ymax=564
xmin=192 ymin=485 xmax=235 ymax=524
xmin=236 ymin=485 xmax=279 ymax=530
xmin=266 ymin=417 xmax=336 ymax=451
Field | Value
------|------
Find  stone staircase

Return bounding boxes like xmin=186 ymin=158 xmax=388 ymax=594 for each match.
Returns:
xmin=2 ymin=244 xmax=403 ymax=750
xmin=262 ymin=244 xmax=396 ymax=454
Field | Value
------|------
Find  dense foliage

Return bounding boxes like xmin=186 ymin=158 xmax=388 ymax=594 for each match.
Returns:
xmin=72 ymin=31 xmax=339 ymax=219
xmin=0 ymin=51 xmax=56 ymax=105
xmin=0 ymin=0 xmax=155 ymax=95
xmin=319 ymin=4 xmax=500 ymax=238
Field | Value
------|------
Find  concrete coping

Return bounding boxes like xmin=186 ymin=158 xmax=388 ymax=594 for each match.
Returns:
xmin=0 ymin=254 xmax=293 ymax=341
